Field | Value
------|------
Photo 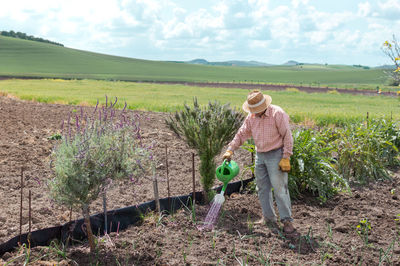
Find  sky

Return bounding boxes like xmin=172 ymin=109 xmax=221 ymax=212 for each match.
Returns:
xmin=0 ymin=0 xmax=399 ymax=66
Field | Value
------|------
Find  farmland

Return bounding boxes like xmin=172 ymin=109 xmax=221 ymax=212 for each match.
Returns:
xmin=0 ymin=79 xmax=399 ymax=126
xmin=0 ymin=35 xmax=394 ymax=90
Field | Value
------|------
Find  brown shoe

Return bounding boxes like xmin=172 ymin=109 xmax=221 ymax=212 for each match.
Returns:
xmin=283 ymin=221 xmax=296 ymax=234
xmin=255 ymin=218 xmax=279 ymax=229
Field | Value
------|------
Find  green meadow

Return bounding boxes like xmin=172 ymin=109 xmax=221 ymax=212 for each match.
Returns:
xmin=0 ymin=36 xmax=394 ymax=90
xmin=1 ymin=79 xmax=399 ymax=126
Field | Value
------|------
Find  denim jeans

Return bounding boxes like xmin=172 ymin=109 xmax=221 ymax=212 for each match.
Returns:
xmin=255 ymin=148 xmax=293 ymax=222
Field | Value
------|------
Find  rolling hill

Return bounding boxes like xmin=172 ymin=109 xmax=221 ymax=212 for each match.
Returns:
xmin=0 ymin=35 xmax=389 ymax=86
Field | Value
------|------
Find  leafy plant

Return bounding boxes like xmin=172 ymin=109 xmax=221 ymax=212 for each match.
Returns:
xmin=48 ymin=133 xmax=62 ymax=140
xmin=166 ymin=97 xmax=244 ymax=201
xmin=356 ymin=218 xmax=372 ymax=246
xmin=289 ymin=128 xmax=349 ymax=202
xmin=336 ymin=120 xmax=398 ymax=184
xmin=49 ymin=97 xmax=155 ymax=252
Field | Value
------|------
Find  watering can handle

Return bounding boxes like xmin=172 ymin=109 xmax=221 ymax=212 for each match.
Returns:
xmin=221 ymin=159 xmax=228 ymax=173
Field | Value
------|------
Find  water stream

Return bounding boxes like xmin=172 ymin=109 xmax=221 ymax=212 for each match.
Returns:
xmin=198 ymin=194 xmax=224 ymax=231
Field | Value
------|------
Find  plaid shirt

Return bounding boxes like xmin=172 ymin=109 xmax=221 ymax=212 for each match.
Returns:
xmin=228 ymin=104 xmax=293 ymax=158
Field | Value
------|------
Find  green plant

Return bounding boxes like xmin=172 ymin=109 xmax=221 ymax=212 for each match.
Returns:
xmin=336 ymin=120 xmax=399 ymax=184
xmin=326 ymin=222 xmax=333 ymax=240
xmin=241 ymin=138 xmax=256 ymax=178
xmin=247 ymin=214 xmax=254 ymax=234
xmin=5 ymin=243 xmax=30 ymax=266
xmin=156 ymin=211 xmax=168 ymax=227
xmin=47 ymin=239 xmax=68 ymax=259
xmin=234 ymin=251 xmax=250 ymax=266
xmin=211 ymin=231 xmax=217 ymax=250
xmin=251 ymin=244 xmax=275 ymax=265
xmin=48 ymin=132 xmax=62 ymax=140
xmin=378 ymin=238 xmax=396 ymax=265
xmin=356 ymin=218 xmax=372 ymax=246
xmin=191 ymin=199 xmax=197 ymax=223
xmin=49 ymin=97 xmax=155 ymax=252
xmin=166 ymin=97 xmax=244 ymax=201
xmin=289 ymin=128 xmax=349 ymax=202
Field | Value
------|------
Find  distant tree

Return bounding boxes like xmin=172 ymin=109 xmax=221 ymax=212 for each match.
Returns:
xmin=0 ymin=30 xmax=64 ymax=46
xmin=382 ymin=35 xmax=400 ymax=83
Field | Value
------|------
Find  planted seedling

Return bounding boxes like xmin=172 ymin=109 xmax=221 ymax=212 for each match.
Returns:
xmin=247 ymin=214 xmax=254 ymax=234
xmin=48 ymin=132 xmax=62 ymax=140
xmin=356 ymin=218 xmax=372 ymax=247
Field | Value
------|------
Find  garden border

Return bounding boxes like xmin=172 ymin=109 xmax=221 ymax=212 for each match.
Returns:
xmin=0 ymin=176 xmax=254 ymax=257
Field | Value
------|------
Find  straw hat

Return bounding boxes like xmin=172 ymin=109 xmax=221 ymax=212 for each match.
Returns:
xmin=242 ymin=90 xmax=272 ymax=114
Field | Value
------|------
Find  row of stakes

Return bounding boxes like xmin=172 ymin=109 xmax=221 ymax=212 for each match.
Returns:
xmin=15 ymin=145 xmax=255 ymax=244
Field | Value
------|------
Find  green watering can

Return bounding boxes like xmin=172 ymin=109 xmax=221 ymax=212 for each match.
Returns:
xmin=216 ymin=159 xmax=240 ymax=194
xmin=213 ymin=159 xmax=240 ymax=204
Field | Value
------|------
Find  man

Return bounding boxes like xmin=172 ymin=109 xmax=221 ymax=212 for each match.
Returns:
xmin=223 ymin=90 xmax=296 ymax=234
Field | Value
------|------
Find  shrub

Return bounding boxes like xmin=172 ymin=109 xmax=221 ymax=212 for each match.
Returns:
xmin=289 ymin=128 xmax=349 ymax=202
xmin=335 ymin=120 xmax=398 ymax=184
xmin=49 ymin=97 xmax=154 ymax=252
xmin=166 ymin=97 xmax=245 ymax=201
xmin=241 ymin=119 xmax=400 ymax=202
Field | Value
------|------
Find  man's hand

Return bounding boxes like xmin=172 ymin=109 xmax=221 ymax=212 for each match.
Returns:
xmin=222 ymin=150 xmax=233 ymax=161
xmin=279 ymin=158 xmax=291 ymax=172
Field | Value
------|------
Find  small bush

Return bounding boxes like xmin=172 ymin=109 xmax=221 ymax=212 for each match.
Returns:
xmin=289 ymin=128 xmax=349 ymax=202
xmin=49 ymin=97 xmax=154 ymax=252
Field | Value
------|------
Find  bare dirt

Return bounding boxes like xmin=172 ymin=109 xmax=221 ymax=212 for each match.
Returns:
xmin=155 ymin=81 xmax=398 ymax=97
xmin=1 ymin=95 xmax=400 ymax=265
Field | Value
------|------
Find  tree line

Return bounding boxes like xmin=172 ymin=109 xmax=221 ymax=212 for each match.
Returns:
xmin=0 ymin=30 xmax=64 ymax=47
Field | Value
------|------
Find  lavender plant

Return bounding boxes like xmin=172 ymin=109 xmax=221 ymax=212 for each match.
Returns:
xmin=48 ymin=96 xmax=154 ymax=252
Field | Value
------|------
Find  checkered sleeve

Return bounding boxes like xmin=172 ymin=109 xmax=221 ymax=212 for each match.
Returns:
xmin=276 ymin=111 xmax=293 ymax=158
xmin=228 ymin=115 xmax=252 ymax=152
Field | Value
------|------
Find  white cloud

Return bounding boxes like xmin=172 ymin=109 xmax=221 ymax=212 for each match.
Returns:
xmin=0 ymin=0 xmax=398 ymax=65
xmin=357 ymin=0 xmax=400 ymax=20
xmin=378 ymin=0 xmax=400 ymax=20
xmin=358 ymin=2 xmax=372 ymax=16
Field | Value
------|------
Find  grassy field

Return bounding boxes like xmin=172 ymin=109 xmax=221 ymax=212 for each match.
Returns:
xmin=0 ymin=36 xmax=394 ymax=90
xmin=1 ymin=79 xmax=399 ymax=125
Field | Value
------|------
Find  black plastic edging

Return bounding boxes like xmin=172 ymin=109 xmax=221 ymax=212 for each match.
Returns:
xmin=0 ymin=177 xmax=254 ymax=257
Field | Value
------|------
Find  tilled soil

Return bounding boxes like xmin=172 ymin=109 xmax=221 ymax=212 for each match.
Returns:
xmin=1 ymin=96 xmax=400 ymax=265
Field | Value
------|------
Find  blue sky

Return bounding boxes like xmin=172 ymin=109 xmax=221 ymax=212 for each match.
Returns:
xmin=0 ymin=0 xmax=399 ymax=66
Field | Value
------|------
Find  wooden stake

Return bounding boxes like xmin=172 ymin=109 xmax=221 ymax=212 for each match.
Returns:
xmin=152 ymin=167 xmax=161 ymax=213
xmin=251 ymin=152 xmax=255 ymax=178
xmin=19 ymin=167 xmax=24 ymax=244
xmin=103 ymin=192 xmax=108 ymax=234
xmin=69 ymin=206 xmax=72 ymax=223
xmin=28 ymin=190 xmax=31 ymax=241
xmin=192 ymin=153 xmax=196 ymax=204
xmin=166 ymin=145 xmax=170 ymax=208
